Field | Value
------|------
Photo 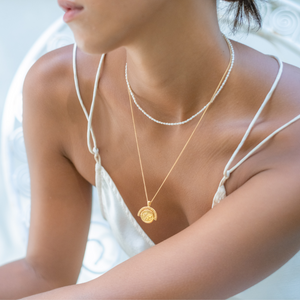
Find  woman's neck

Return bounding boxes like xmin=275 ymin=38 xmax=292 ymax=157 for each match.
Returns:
xmin=124 ymin=0 xmax=232 ymax=122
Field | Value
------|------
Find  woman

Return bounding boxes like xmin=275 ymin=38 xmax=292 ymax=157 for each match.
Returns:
xmin=1 ymin=0 xmax=300 ymax=299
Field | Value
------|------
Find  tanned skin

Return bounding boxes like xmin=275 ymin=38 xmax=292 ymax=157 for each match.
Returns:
xmin=1 ymin=0 xmax=300 ymax=299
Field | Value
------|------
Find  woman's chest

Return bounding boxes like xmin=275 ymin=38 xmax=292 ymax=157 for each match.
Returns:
xmin=65 ymin=104 xmax=278 ymax=244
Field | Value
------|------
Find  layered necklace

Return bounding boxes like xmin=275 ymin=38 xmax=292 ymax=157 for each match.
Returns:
xmin=126 ymin=35 xmax=235 ymax=224
xmin=126 ymin=35 xmax=234 ymax=126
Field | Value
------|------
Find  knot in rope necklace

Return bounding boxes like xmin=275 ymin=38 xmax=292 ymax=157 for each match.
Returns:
xmin=127 ymin=35 xmax=235 ymax=224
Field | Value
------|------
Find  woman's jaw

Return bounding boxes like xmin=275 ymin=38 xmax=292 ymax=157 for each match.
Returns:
xmin=58 ymin=0 xmax=168 ymax=54
xmin=59 ymin=0 xmax=232 ymax=119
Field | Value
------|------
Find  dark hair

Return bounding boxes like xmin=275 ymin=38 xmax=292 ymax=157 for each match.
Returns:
xmin=224 ymin=0 xmax=263 ymax=33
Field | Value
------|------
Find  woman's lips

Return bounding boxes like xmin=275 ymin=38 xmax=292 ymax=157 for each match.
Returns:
xmin=58 ymin=0 xmax=84 ymax=23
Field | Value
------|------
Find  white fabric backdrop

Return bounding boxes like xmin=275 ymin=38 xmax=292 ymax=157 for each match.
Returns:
xmin=0 ymin=0 xmax=62 ymax=266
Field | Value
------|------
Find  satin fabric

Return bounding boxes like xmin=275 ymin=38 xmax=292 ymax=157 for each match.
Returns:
xmin=96 ymin=162 xmax=154 ymax=257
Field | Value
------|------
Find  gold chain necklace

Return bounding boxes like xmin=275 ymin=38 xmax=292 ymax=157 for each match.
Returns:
xmin=128 ymin=40 xmax=233 ymax=224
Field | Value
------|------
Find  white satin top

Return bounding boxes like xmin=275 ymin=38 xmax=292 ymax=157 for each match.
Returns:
xmin=73 ymin=45 xmax=300 ymax=298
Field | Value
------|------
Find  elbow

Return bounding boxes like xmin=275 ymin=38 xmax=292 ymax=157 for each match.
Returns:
xmin=23 ymin=257 xmax=78 ymax=291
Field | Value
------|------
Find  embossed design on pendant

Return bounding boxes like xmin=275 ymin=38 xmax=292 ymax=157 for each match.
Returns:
xmin=138 ymin=206 xmax=157 ymax=224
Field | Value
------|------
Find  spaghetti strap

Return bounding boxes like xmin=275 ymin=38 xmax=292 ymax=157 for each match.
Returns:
xmin=223 ymin=55 xmax=283 ymax=178
xmin=212 ymin=55 xmax=300 ymax=208
xmin=226 ymin=114 xmax=300 ymax=175
xmin=73 ymin=44 xmax=106 ymax=204
xmin=72 ymin=44 xmax=106 ymax=163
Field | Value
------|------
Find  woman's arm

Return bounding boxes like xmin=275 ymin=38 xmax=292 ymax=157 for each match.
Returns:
xmin=0 ymin=258 xmax=59 ymax=299
xmin=20 ymin=158 xmax=300 ymax=299
xmin=0 ymin=47 xmax=93 ymax=299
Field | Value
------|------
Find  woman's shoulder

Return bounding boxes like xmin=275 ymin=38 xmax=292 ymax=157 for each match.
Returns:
xmin=260 ymin=53 xmax=300 ymax=162
xmin=23 ymin=44 xmax=104 ymax=109
xmin=234 ymin=40 xmax=300 ymax=131
xmin=278 ymin=59 xmax=300 ymax=112
xmin=23 ymin=44 xmax=75 ymax=110
xmin=224 ymin=42 xmax=300 ymax=191
xmin=265 ymin=54 xmax=300 ymax=149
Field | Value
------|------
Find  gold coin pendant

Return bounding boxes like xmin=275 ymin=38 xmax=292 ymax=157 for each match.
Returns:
xmin=137 ymin=206 xmax=157 ymax=224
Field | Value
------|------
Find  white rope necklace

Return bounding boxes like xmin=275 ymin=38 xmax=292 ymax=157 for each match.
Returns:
xmin=125 ymin=34 xmax=235 ymax=126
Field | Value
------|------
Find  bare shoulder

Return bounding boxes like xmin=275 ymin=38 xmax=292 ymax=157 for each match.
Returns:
xmin=24 ymin=44 xmax=74 ymax=84
xmin=267 ymin=57 xmax=300 ymax=146
xmin=265 ymin=57 xmax=300 ymax=164
xmin=275 ymin=57 xmax=300 ymax=113
xmin=23 ymin=43 xmax=103 ymax=111
xmin=23 ymin=44 xmax=74 ymax=116
xmin=224 ymin=41 xmax=300 ymax=194
xmin=22 ymin=44 xmax=104 ymax=149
